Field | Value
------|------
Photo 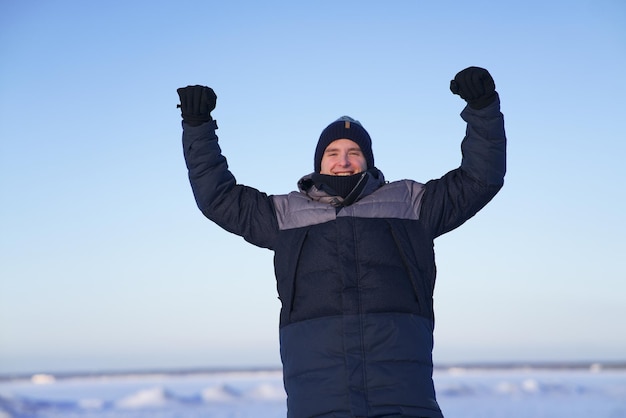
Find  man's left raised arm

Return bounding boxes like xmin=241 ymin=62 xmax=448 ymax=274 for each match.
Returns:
xmin=452 ymin=66 xmax=507 ymax=186
xmin=420 ymin=67 xmax=507 ymax=238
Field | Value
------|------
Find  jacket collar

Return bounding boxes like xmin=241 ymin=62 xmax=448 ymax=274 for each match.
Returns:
xmin=297 ymin=168 xmax=386 ymax=208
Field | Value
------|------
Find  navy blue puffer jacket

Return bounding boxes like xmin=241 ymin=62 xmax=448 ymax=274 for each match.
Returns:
xmin=182 ymin=99 xmax=506 ymax=418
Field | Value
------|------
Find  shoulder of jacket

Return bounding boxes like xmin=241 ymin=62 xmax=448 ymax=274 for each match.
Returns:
xmin=272 ymin=192 xmax=336 ymax=230
xmin=335 ymin=180 xmax=426 ymax=220
xmin=373 ymin=179 xmax=425 ymax=199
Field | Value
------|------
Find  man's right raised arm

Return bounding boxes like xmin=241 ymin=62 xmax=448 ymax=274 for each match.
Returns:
xmin=178 ymin=86 xmax=278 ymax=250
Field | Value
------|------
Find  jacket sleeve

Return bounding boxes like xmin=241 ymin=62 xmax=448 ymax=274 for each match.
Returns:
xmin=182 ymin=120 xmax=279 ymax=250
xmin=420 ymin=95 xmax=507 ymax=238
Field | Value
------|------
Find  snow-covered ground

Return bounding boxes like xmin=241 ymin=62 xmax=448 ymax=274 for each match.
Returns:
xmin=1 ymin=366 xmax=625 ymax=417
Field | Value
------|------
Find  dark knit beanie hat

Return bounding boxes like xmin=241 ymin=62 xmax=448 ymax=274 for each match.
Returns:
xmin=314 ymin=116 xmax=374 ymax=173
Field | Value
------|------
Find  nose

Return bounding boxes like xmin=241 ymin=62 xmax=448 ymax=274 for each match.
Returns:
xmin=339 ymin=153 xmax=351 ymax=167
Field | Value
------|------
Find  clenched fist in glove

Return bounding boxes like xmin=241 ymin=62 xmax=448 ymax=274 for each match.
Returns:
xmin=450 ymin=67 xmax=497 ymax=110
xmin=177 ymin=85 xmax=217 ymax=126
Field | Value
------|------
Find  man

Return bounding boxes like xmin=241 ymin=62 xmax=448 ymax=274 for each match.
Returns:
xmin=177 ymin=66 xmax=506 ymax=418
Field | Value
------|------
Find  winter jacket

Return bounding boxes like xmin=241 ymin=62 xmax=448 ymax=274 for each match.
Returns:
xmin=182 ymin=99 xmax=506 ymax=418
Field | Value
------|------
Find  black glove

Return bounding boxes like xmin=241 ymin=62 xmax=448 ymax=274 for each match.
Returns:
xmin=176 ymin=85 xmax=217 ymax=126
xmin=450 ymin=67 xmax=496 ymax=109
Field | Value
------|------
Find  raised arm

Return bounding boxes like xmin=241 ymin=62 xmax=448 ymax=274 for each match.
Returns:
xmin=178 ymin=86 xmax=279 ymax=249
xmin=420 ymin=67 xmax=507 ymax=238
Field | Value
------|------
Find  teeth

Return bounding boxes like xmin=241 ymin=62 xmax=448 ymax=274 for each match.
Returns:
xmin=336 ymin=173 xmax=352 ymax=176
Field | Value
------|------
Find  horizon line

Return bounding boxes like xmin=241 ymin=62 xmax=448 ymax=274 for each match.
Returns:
xmin=3 ymin=359 xmax=626 ymax=381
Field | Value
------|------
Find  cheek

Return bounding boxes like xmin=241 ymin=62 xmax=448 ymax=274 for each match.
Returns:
xmin=352 ymin=157 xmax=367 ymax=170
xmin=320 ymin=158 xmax=334 ymax=174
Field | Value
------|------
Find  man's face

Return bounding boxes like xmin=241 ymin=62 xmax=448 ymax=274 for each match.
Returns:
xmin=320 ymin=139 xmax=367 ymax=176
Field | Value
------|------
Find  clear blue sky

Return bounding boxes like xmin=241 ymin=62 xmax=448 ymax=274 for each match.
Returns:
xmin=1 ymin=0 xmax=625 ymax=375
